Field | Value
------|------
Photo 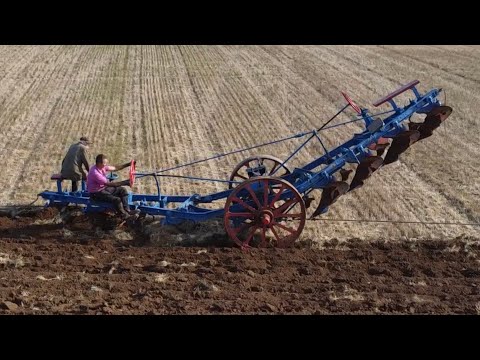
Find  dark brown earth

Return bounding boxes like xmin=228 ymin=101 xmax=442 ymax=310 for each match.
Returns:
xmin=1 ymin=207 xmax=479 ymax=314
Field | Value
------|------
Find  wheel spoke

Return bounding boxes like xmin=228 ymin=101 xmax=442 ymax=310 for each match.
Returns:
xmin=269 ymin=162 xmax=279 ymax=175
xmin=270 ymin=226 xmax=282 ymax=244
xmin=274 ymin=197 xmax=298 ymax=216
xmin=269 ymin=184 xmax=286 ymax=207
xmin=284 ymin=201 xmax=301 ymax=215
xmin=231 ymin=222 xmax=252 ymax=235
xmin=242 ymin=225 xmax=259 ymax=247
xmin=235 ymin=174 xmax=247 ymax=180
xmin=276 ymin=213 xmax=302 ymax=219
xmin=245 ymin=183 xmax=262 ymax=209
xmin=263 ymin=179 xmax=269 ymax=206
xmin=231 ymin=196 xmax=256 ymax=212
xmin=273 ymin=222 xmax=297 ymax=234
xmin=226 ymin=211 xmax=255 ymax=219
xmin=259 ymin=226 xmax=268 ymax=247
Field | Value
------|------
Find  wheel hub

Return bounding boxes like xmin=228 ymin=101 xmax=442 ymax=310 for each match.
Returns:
xmin=259 ymin=209 xmax=274 ymax=226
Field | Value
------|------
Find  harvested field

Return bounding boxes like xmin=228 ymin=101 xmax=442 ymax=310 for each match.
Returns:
xmin=1 ymin=46 xmax=479 ymax=314
xmin=1 ymin=45 xmax=479 ymax=241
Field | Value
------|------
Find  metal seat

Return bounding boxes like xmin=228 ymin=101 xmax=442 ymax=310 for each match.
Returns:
xmin=51 ymin=174 xmax=64 ymax=192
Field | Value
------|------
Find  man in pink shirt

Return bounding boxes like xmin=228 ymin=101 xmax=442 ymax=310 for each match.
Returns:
xmin=87 ymin=154 xmax=140 ymax=219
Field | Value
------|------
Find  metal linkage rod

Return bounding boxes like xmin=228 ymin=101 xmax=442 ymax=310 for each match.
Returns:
xmin=143 ymin=130 xmax=313 ymax=175
xmin=311 ymin=218 xmax=480 ymax=227
xmin=136 ymin=173 xmax=243 ymax=185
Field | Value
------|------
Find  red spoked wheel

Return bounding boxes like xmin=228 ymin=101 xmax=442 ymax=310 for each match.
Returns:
xmin=228 ymin=155 xmax=291 ymax=189
xmin=224 ymin=176 xmax=306 ymax=249
xmin=341 ymin=91 xmax=362 ymax=114
xmin=129 ymin=160 xmax=136 ymax=187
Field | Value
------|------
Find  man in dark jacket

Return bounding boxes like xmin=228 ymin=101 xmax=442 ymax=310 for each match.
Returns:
xmin=60 ymin=137 xmax=91 ymax=192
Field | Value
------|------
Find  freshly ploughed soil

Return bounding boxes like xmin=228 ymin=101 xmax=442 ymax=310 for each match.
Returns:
xmin=0 ymin=208 xmax=479 ymax=314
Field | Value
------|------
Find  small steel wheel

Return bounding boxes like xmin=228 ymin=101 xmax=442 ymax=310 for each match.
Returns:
xmin=228 ymin=155 xmax=291 ymax=189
